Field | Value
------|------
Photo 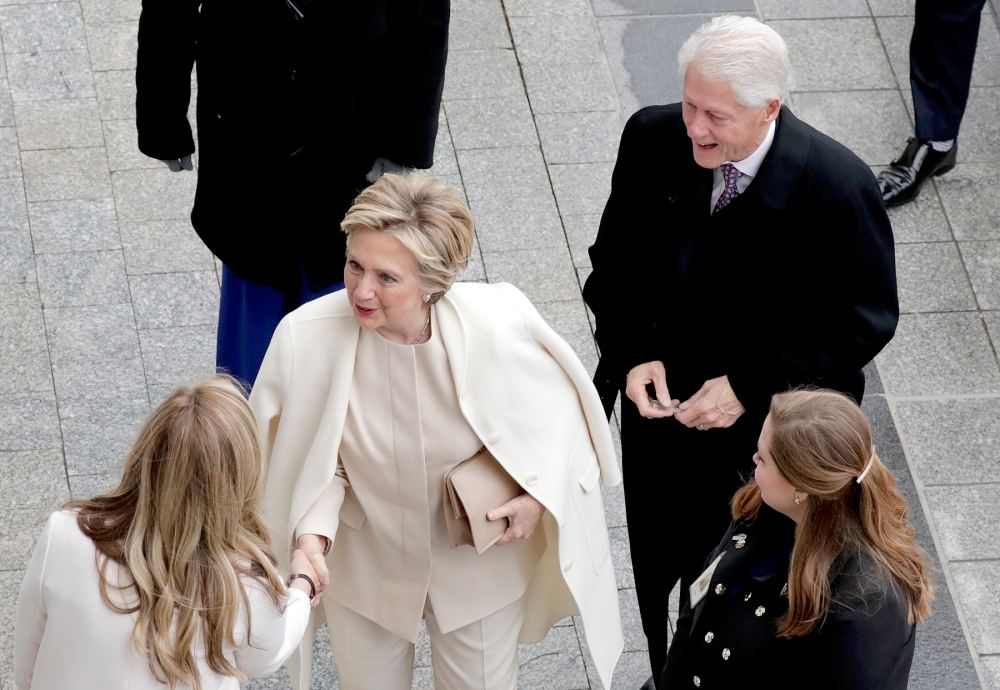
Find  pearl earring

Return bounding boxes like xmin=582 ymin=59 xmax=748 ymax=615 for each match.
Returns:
xmin=423 ymin=293 xmax=431 ymax=303
xmin=793 ymin=494 xmax=802 ymax=505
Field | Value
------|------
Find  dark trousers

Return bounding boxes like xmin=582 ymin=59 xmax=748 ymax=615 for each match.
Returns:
xmin=911 ymin=0 xmax=988 ymax=140
xmin=621 ymin=399 xmax=759 ymax=681
xmin=216 ymin=265 xmax=343 ymax=389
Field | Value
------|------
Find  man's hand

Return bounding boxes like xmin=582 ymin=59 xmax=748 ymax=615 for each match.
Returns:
xmin=489 ymin=493 xmax=545 ymax=546
xmin=366 ymin=157 xmax=405 ymax=183
xmin=159 ymin=154 xmax=193 ymax=172
xmin=674 ymin=375 xmax=745 ymax=430
xmin=295 ymin=533 xmax=331 ymax=608
xmin=626 ymin=361 xmax=678 ymax=419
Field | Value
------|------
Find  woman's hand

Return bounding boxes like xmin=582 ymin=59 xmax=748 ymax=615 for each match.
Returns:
xmin=295 ymin=534 xmax=331 ymax=608
xmin=288 ymin=548 xmax=323 ymax=608
xmin=489 ymin=493 xmax=545 ymax=546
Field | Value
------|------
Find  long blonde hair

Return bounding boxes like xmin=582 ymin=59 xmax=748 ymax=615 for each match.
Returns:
xmin=66 ymin=376 xmax=286 ymax=689
xmin=731 ymin=389 xmax=933 ymax=637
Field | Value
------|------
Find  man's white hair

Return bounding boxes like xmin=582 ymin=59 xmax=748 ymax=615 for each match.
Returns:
xmin=677 ymin=15 xmax=792 ymax=109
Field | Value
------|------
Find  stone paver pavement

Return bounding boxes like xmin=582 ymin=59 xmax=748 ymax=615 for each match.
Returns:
xmin=1 ymin=0 xmax=998 ymax=688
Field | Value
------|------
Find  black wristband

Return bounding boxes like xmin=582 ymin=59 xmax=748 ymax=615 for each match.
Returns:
xmin=287 ymin=573 xmax=316 ymax=600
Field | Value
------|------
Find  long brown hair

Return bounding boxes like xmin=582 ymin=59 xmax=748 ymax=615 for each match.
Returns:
xmin=65 ymin=376 xmax=286 ymax=689
xmin=731 ymin=389 xmax=933 ymax=637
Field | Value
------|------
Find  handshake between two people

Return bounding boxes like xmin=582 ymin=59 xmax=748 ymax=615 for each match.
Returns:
xmin=625 ymin=361 xmax=745 ymax=431
xmin=288 ymin=545 xmax=328 ymax=609
xmin=293 ymin=493 xmax=546 ymax=606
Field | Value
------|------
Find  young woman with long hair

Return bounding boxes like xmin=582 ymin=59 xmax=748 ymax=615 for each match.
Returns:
xmin=661 ymin=389 xmax=933 ymax=689
xmin=14 ymin=376 xmax=319 ymax=690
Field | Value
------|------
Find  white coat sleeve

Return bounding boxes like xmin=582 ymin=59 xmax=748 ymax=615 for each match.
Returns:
xmin=234 ymin=582 xmax=312 ymax=678
xmin=249 ymin=318 xmax=299 ymax=563
xmin=294 ymin=456 xmax=349 ymax=545
xmin=14 ymin=513 xmax=56 ymax=690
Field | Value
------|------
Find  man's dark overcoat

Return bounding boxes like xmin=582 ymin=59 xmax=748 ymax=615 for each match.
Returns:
xmin=136 ymin=0 xmax=449 ymax=290
xmin=583 ymin=103 xmax=899 ymax=677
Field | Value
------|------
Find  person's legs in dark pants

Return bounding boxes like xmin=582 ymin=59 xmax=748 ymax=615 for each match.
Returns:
xmin=911 ymin=0 xmax=986 ymax=141
xmin=216 ymin=265 xmax=343 ymax=390
xmin=879 ymin=0 xmax=987 ymax=206
xmin=620 ymin=406 xmax=676 ymax=681
xmin=217 ymin=265 xmax=290 ymax=388
xmin=621 ymin=403 xmax=752 ymax=687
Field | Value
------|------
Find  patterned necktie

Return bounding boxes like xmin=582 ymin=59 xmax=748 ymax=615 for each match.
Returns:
xmin=712 ymin=162 xmax=744 ymax=215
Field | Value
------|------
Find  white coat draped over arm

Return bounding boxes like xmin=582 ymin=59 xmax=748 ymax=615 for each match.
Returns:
xmin=248 ymin=283 xmax=624 ymax=689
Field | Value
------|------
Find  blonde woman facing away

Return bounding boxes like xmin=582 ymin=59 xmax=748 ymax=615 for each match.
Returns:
xmin=14 ymin=376 xmax=318 ymax=690
xmin=250 ymin=172 xmax=624 ymax=689
xmin=661 ymin=390 xmax=933 ymax=689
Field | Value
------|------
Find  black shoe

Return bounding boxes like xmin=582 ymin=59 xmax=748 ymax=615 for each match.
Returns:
xmin=639 ymin=675 xmax=657 ymax=690
xmin=877 ymin=138 xmax=958 ymax=208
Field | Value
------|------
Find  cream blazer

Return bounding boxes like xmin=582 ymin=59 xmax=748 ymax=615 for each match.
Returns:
xmin=250 ymin=282 xmax=624 ymax=689
xmin=296 ymin=313 xmax=548 ymax=640
xmin=14 ymin=511 xmax=310 ymax=690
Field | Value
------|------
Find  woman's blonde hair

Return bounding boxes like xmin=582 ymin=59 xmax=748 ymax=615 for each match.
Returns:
xmin=341 ymin=172 xmax=474 ymax=303
xmin=731 ymin=389 xmax=933 ymax=637
xmin=65 ymin=375 xmax=285 ymax=689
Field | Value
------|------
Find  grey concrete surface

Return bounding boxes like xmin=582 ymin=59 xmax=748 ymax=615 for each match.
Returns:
xmin=1 ymin=0 xmax=998 ymax=688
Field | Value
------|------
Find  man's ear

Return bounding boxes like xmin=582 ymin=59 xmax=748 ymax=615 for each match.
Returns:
xmin=764 ymin=98 xmax=782 ymax=122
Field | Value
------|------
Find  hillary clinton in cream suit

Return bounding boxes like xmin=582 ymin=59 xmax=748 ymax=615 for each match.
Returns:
xmin=251 ymin=280 xmax=624 ymax=689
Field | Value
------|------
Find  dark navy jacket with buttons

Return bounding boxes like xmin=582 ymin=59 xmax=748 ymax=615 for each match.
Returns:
xmin=661 ymin=505 xmax=916 ymax=689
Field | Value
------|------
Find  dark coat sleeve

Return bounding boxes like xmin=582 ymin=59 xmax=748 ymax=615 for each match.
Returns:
xmin=135 ymin=0 xmax=199 ymax=160
xmin=584 ymin=108 xmax=666 ymax=380
xmin=374 ymin=0 xmax=450 ymax=169
xmin=727 ymin=146 xmax=898 ymax=411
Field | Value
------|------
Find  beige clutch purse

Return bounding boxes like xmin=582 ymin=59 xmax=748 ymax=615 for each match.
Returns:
xmin=443 ymin=447 xmax=521 ymax=554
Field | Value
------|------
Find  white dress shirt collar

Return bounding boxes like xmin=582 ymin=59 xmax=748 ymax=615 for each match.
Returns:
xmin=730 ymin=118 xmax=776 ymax=178
xmin=710 ymin=118 xmax=777 ymax=212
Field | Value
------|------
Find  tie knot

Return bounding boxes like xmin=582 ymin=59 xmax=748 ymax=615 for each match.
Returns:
xmin=721 ymin=163 xmax=742 ymax=188
xmin=712 ymin=163 xmax=745 ymax=215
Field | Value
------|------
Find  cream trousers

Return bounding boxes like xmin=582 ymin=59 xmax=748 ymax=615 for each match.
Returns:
xmin=325 ymin=594 xmax=525 ymax=689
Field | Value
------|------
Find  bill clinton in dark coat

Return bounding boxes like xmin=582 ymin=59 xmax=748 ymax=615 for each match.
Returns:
xmin=582 ymin=15 xmax=899 ymax=685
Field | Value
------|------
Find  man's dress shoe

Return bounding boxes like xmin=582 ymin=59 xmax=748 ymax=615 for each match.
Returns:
xmin=877 ymin=138 xmax=958 ymax=207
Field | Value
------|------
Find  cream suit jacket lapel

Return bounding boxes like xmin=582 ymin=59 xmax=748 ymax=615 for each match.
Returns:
xmin=433 ymin=292 xmax=469 ymax=405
